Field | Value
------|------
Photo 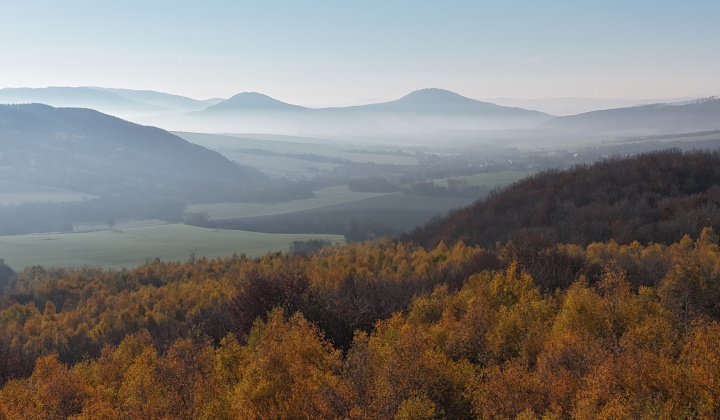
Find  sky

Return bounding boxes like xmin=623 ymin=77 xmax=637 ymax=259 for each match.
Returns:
xmin=2 ymin=1 xmax=720 ymax=107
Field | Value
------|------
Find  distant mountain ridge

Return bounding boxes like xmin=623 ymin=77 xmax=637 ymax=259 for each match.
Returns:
xmin=0 ymin=87 xmax=216 ymax=118
xmin=188 ymin=88 xmax=553 ymax=136
xmin=200 ymin=88 xmax=550 ymax=118
xmin=482 ymin=97 xmax=694 ymax=116
xmin=544 ymin=97 xmax=720 ymax=135
xmin=0 ymin=87 xmax=161 ymax=111
xmin=93 ymin=87 xmax=217 ymax=111
xmin=3 ymin=86 xmax=720 ymax=139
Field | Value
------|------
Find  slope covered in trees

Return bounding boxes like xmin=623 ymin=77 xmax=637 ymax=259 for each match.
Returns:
xmin=1 ymin=149 xmax=720 ymax=418
xmin=0 ymin=104 xmax=268 ymax=202
xmin=407 ymin=149 xmax=720 ymax=249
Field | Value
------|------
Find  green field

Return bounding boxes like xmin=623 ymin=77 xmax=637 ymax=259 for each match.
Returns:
xmin=0 ymin=223 xmax=343 ymax=271
xmin=0 ymin=180 xmax=96 ymax=206
xmin=187 ymin=185 xmax=391 ymax=220
xmin=434 ymin=170 xmax=536 ymax=188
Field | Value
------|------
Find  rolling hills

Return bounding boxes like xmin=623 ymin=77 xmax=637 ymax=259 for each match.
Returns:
xmin=5 ymin=87 xmax=720 ymax=142
xmin=183 ymin=87 xmax=554 ymax=138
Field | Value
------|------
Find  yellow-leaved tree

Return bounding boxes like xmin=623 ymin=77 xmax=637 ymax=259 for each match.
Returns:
xmin=231 ymin=308 xmax=344 ymax=419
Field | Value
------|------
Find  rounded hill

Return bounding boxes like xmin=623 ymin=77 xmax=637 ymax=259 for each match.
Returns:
xmin=353 ymin=88 xmax=551 ymax=118
xmin=203 ymin=92 xmax=306 ymax=112
xmin=0 ymin=103 xmax=268 ymax=202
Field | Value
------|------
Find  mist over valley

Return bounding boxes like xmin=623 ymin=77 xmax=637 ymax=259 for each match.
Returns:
xmin=2 ymin=87 xmax=720 ymax=270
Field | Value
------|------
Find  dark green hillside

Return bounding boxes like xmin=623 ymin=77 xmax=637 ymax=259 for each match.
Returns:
xmin=0 ymin=104 xmax=268 ymax=202
xmin=406 ymin=149 xmax=720 ymax=248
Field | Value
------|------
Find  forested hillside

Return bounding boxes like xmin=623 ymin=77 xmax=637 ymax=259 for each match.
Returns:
xmin=407 ymin=149 xmax=720 ymax=249
xmin=1 ymin=150 xmax=720 ymax=418
xmin=0 ymin=104 xmax=267 ymax=201
xmin=0 ymin=104 xmax=311 ymax=235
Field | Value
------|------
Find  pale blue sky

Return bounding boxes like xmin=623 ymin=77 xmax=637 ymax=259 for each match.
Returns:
xmin=1 ymin=1 xmax=719 ymax=106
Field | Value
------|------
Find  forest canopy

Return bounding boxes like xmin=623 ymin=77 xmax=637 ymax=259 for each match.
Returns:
xmin=407 ymin=149 xmax=720 ymax=249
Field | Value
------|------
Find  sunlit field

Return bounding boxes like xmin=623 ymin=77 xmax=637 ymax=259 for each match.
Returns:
xmin=0 ymin=223 xmax=343 ymax=270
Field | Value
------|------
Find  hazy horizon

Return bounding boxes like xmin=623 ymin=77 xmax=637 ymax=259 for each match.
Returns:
xmin=0 ymin=84 xmax=699 ymax=108
xmin=2 ymin=1 xmax=720 ymax=108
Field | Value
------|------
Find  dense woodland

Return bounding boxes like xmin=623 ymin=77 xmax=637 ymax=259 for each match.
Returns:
xmin=408 ymin=149 xmax=720 ymax=249
xmin=1 ymin=150 xmax=720 ymax=418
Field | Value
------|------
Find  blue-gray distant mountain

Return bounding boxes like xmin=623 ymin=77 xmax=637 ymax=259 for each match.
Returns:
xmin=203 ymin=92 xmax=308 ymax=113
xmin=482 ymin=97 xmax=693 ymax=116
xmin=0 ymin=87 xmax=161 ymax=112
xmin=0 ymin=87 xmax=217 ymax=118
xmin=544 ymin=97 xmax=720 ymax=135
xmin=189 ymin=88 xmax=553 ymax=137
xmin=92 ymin=87 xmax=212 ymax=112
xmin=342 ymin=88 xmax=550 ymax=118
xmin=0 ymin=104 xmax=267 ymax=202
xmin=202 ymin=98 xmax=226 ymax=106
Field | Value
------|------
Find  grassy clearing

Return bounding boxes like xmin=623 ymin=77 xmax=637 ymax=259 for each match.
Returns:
xmin=0 ymin=180 xmax=96 ymax=206
xmin=187 ymin=185 xmax=391 ymax=220
xmin=434 ymin=170 xmax=536 ymax=188
xmin=0 ymin=223 xmax=343 ymax=271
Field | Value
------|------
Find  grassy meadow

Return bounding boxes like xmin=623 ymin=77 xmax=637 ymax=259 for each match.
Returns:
xmin=0 ymin=223 xmax=343 ymax=271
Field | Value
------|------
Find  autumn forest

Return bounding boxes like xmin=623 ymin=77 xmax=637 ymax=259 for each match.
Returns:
xmin=2 ymin=150 xmax=720 ymax=419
